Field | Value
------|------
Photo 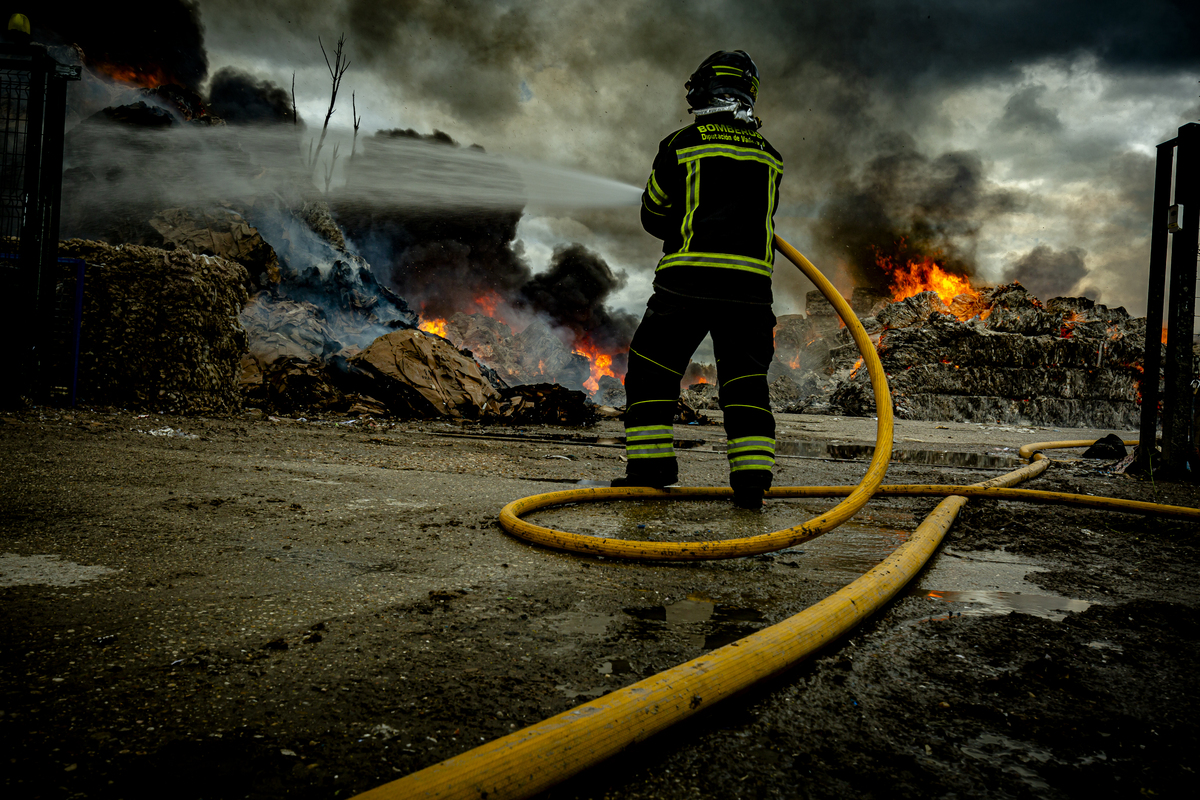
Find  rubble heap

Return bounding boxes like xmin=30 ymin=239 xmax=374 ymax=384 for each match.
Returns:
xmin=773 ymin=283 xmax=1150 ymax=428
xmin=444 ymin=312 xmax=590 ymax=392
xmin=59 ymin=239 xmax=249 ymax=414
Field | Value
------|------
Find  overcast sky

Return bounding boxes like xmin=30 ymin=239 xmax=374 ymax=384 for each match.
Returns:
xmin=184 ymin=2 xmax=1198 ymax=317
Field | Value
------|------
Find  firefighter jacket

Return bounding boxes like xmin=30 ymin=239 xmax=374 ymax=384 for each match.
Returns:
xmin=641 ymin=113 xmax=783 ymax=305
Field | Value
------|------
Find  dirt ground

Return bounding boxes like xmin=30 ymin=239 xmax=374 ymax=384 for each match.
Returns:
xmin=2 ymin=406 xmax=1198 ymax=799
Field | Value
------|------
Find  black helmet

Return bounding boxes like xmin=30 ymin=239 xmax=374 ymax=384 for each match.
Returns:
xmin=685 ymin=50 xmax=759 ymax=111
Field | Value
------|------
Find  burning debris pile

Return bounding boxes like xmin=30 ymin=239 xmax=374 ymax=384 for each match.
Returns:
xmin=51 ymin=53 xmax=625 ymax=423
xmin=335 ymin=129 xmax=636 ymax=395
xmin=768 ymin=283 xmax=1149 ymax=428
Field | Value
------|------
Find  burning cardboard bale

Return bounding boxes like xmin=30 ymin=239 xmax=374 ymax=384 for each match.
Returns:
xmin=347 ymin=330 xmax=501 ymax=420
xmin=770 ymin=373 xmax=824 ymax=414
xmin=594 ymin=375 xmax=626 ymax=408
xmin=441 ymin=313 xmax=590 ymax=392
xmin=813 ymin=284 xmax=1148 ymax=427
xmin=875 ymin=290 xmax=951 ymax=330
xmin=58 ymin=239 xmax=248 ymax=413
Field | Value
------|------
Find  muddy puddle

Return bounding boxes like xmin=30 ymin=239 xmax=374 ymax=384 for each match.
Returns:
xmin=531 ymin=498 xmax=915 ymax=587
xmin=435 ymin=430 xmax=1019 ymax=469
xmin=913 ymin=589 xmax=1094 ymax=621
xmin=624 ymin=596 xmax=767 ymax=649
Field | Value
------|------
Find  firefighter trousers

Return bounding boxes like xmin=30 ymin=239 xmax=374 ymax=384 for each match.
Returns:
xmin=622 ymin=292 xmax=776 ymax=490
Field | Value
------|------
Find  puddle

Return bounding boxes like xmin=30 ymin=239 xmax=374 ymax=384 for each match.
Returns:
xmin=774 ymin=442 xmax=1021 ymax=469
xmin=959 ymin=732 xmax=1054 ymax=791
xmin=546 ymin=610 xmax=618 ymax=636
xmin=435 ymin=430 xmax=1018 ymax=469
xmin=532 ymin=498 xmax=914 ymax=587
xmin=0 ymin=553 xmax=119 ymax=587
xmin=623 ymin=597 xmax=766 ymax=650
xmin=916 ymin=589 xmax=1093 ymax=621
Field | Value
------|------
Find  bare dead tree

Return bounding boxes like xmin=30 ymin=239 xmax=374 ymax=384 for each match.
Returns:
xmin=323 ymin=141 xmax=341 ymax=195
xmin=349 ymin=91 xmax=363 ymax=164
xmin=308 ymin=33 xmax=350 ymax=179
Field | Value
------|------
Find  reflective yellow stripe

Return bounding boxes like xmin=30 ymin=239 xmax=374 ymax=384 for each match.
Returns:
xmin=629 ymin=347 xmax=683 ymax=376
xmin=722 ymin=373 xmax=766 ymax=387
xmin=728 ymin=437 xmax=775 ymax=455
xmin=656 ymin=252 xmax=774 ymax=277
xmin=764 ymin=166 xmax=776 ymax=262
xmin=729 ymin=457 xmax=773 ymax=471
xmin=676 ymin=145 xmax=783 ymax=172
xmin=647 ymin=172 xmax=670 ymax=207
xmin=627 ymin=399 xmax=677 ymax=409
xmin=681 ymin=161 xmax=699 ymax=251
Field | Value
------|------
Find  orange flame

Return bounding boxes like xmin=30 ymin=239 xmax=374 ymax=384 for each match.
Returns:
xmin=419 ymin=318 xmax=449 ymax=337
xmin=471 ymin=290 xmax=504 ymax=320
xmin=1162 ymin=326 xmax=1169 ymax=345
xmin=573 ymin=341 xmax=618 ymax=393
xmin=876 ymin=248 xmax=981 ymax=318
xmin=93 ymin=62 xmax=172 ymax=89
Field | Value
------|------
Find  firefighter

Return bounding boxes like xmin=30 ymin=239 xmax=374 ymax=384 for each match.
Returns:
xmin=613 ymin=50 xmax=783 ymax=510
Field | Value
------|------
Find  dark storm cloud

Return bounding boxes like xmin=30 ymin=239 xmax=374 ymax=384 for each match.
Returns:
xmin=757 ymin=1 xmax=1200 ymax=87
xmin=998 ymin=85 xmax=1062 ymax=135
xmin=340 ymin=0 xmax=540 ymax=124
xmin=1003 ymin=245 xmax=1089 ymax=301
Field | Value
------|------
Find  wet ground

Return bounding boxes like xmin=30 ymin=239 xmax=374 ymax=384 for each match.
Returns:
xmin=1 ymin=407 xmax=1197 ymax=799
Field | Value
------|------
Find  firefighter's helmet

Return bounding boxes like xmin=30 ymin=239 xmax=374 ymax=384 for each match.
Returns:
xmin=7 ymin=13 xmax=31 ymax=35
xmin=685 ymin=50 xmax=759 ymax=112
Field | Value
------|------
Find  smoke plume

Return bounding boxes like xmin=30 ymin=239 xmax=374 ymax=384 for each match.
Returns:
xmin=32 ymin=1 xmax=208 ymax=90
xmin=518 ymin=245 xmax=638 ymax=352
xmin=1003 ymin=245 xmax=1091 ymax=301
xmin=207 ymin=67 xmax=299 ymax=125
xmin=812 ymin=135 xmax=1022 ymax=290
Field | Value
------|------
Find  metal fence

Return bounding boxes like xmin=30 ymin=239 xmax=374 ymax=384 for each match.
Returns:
xmin=0 ymin=41 xmax=80 ymax=403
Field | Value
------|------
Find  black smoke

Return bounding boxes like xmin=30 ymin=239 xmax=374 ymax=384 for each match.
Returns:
xmin=335 ymin=128 xmax=530 ymax=316
xmin=335 ymin=128 xmax=637 ymax=352
xmin=28 ymin=0 xmax=207 ymax=90
xmin=1003 ymin=245 xmax=1090 ymax=301
xmin=207 ymin=67 xmax=299 ymax=125
xmin=813 ymin=135 xmax=1022 ymax=290
xmin=518 ymin=245 xmax=638 ymax=352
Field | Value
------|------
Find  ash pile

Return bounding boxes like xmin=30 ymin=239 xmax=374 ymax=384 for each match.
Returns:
xmin=768 ymin=284 xmax=1152 ymax=428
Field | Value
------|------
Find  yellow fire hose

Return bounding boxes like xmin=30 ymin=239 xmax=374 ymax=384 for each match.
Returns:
xmin=351 ymin=237 xmax=1200 ymax=800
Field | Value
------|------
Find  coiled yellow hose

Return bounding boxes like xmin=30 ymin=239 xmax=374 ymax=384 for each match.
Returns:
xmin=350 ymin=237 xmax=1198 ymax=800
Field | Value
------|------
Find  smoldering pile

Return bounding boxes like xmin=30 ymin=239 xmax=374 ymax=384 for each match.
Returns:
xmin=56 ymin=76 xmax=629 ymax=424
xmin=759 ymin=284 xmax=1151 ymax=428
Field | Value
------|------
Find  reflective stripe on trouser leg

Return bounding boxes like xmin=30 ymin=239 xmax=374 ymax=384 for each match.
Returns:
xmin=727 ymin=435 xmax=775 ymax=476
xmin=625 ymin=425 xmax=676 ymax=462
xmin=712 ymin=303 xmax=777 ymax=490
xmin=622 ymin=297 xmax=708 ymax=480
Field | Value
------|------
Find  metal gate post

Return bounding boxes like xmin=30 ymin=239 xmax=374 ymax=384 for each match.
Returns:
xmin=1161 ymin=123 xmax=1200 ymax=475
